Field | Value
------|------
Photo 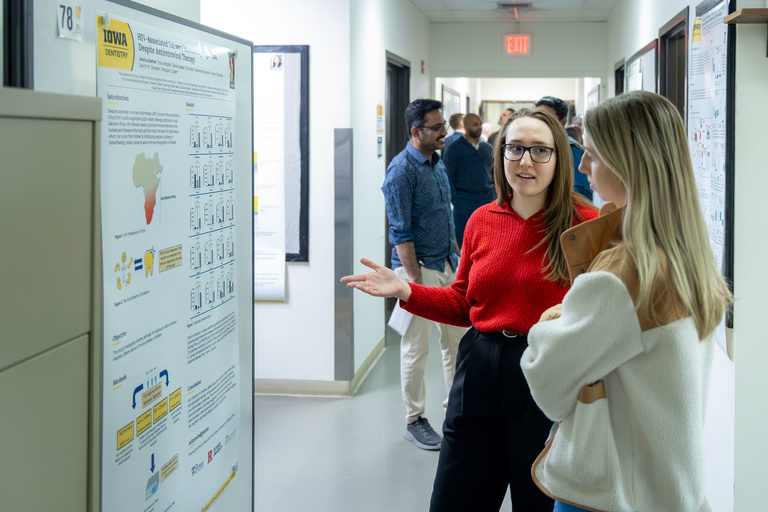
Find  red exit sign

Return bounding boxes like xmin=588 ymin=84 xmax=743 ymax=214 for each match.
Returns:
xmin=504 ymin=34 xmax=531 ymax=55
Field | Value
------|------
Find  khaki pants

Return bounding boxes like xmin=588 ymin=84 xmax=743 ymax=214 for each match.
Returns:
xmin=395 ymin=263 xmax=467 ymax=424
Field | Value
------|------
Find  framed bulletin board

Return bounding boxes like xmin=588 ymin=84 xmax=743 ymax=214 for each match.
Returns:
xmin=253 ymin=45 xmax=309 ymax=262
xmin=626 ymin=40 xmax=658 ymax=93
xmin=442 ymin=85 xmax=461 ymax=119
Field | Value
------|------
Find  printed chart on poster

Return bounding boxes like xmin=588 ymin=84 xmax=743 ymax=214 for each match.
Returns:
xmin=97 ymin=12 xmax=242 ymax=512
xmin=688 ymin=0 xmax=730 ymax=350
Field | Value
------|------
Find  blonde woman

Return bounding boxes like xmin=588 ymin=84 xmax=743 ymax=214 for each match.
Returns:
xmin=521 ymin=91 xmax=732 ymax=512
xmin=343 ymin=109 xmax=597 ymax=511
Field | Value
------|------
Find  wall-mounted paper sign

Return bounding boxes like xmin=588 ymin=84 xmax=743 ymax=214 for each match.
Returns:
xmin=57 ymin=2 xmax=84 ymax=42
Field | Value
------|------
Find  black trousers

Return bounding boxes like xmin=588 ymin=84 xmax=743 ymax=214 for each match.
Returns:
xmin=430 ymin=328 xmax=555 ymax=512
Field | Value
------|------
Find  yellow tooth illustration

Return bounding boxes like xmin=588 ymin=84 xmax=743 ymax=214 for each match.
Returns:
xmin=117 ymin=277 xmax=122 ymax=290
xmin=145 ymin=248 xmax=155 ymax=277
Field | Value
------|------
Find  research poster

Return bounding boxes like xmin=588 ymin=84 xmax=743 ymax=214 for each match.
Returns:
xmin=689 ymin=1 xmax=728 ymax=273
xmin=688 ymin=0 xmax=729 ymax=351
xmin=252 ymin=51 xmax=287 ymax=301
xmin=97 ymin=13 xmax=241 ymax=512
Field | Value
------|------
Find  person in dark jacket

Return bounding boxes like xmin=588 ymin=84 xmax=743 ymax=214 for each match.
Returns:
xmin=442 ymin=113 xmax=495 ymax=247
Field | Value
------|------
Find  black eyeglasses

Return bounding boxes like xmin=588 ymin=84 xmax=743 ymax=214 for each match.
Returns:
xmin=419 ymin=122 xmax=447 ymax=132
xmin=502 ymin=144 xmax=556 ymax=164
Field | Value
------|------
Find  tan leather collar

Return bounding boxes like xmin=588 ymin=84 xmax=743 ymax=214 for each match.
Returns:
xmin=560 ymin=203 xmax=624 ymax=285
xmin=561 ymin=203 xmax=688 ymax=331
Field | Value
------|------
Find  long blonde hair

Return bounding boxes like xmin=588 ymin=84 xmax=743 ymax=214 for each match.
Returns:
xmin=584 ymin=91 xmax=732 ymax=338
xmin=492 ymin=108 xmax=593 ymax=286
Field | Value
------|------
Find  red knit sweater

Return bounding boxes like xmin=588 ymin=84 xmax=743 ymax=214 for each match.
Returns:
xmin=402 ymin=199 xmax=598 ymax=333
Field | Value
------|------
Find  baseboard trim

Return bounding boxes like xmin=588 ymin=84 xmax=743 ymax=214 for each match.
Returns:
xmin=254 ymin=378 xmax=351 ymax=397
xmin=254 ymin=336 xmax=387 ymax=397
xmin=350 ymin=336 xmax=386 ymax=396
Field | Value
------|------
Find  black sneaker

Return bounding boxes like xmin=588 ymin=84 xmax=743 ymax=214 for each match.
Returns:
xmin=404 ymin=417 xmax=441 ymax=451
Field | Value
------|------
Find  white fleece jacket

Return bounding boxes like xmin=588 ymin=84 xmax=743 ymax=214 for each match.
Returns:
xmin=521 ymin=271 xmax=714 ymax=512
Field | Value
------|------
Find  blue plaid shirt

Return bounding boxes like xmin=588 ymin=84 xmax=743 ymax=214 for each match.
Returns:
xmin=382 ymin=142 xmax=459 ymax=273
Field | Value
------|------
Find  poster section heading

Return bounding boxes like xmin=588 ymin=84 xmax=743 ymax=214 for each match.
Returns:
xmin=98 ymin=15 xmax=234 ymax=101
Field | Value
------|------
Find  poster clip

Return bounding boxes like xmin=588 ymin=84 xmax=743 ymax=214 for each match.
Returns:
xmin=101 ymin=13 xmax=110 ymax=27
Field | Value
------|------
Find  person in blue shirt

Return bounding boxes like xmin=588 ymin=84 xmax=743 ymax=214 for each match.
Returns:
xmin=535 ymin=96 xmax=593 ymax=202
xmin=381 ymin=98 xmax=467 ymax=451
xmin=443 ymin=113 xmax=465 ymax=149
xmin=442 ymin=113 xmax=496 ymax=247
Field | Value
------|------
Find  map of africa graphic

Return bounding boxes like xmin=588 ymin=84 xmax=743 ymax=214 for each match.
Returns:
xmin=132 ymin=152 xmax=163 ymax=224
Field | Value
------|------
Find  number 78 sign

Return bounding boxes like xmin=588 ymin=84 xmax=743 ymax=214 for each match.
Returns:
xmin=57 ymin=2 xmax=84 ymax=42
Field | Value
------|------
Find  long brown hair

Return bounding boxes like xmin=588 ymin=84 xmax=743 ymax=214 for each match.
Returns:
xmin=492 ymin=108 xmax=593 ymax=285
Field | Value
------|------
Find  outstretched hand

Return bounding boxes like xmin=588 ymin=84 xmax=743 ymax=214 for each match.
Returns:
xmin=340 ymin=258 xmax=412 ymax=302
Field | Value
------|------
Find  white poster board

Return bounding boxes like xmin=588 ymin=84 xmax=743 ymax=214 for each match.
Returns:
xmin=95 ymin=2 xmax=253 ymax=511
xmin=626 ymin=42 xmax=657 ymax=93
xmin=688 ymin=0 xmax=729 ymax=352
xmin=252 ymin=51 xmax=287 ymax=302
xmin=442 ymin=84 xmax=461 ymax=120
xmin=626 ymin=58 xmax=643 ymax=92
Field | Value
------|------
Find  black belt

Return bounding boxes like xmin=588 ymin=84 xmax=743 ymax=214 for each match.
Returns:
xmin=500 ymin=329 xmax=526 ymax=338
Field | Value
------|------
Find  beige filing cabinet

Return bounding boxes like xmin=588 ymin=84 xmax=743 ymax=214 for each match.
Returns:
xmin=0 ymin=88 xmax=102 ymax=511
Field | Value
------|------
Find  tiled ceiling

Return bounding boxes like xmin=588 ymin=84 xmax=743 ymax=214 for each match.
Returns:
xmin=409 ymin=0 xmax=620 ymax=23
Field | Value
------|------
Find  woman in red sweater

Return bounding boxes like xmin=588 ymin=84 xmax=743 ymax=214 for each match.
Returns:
xmin=343 ymin=109 xmax=597 ymax=511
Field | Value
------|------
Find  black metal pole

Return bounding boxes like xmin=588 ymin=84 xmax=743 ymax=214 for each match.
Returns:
xmin=3 ymin=0 xmax=34 ymax=88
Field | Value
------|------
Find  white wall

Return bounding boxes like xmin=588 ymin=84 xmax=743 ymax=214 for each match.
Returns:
xmin=477 ymin=77 xmax=579 ymax=103
xmin=378 ymin=0 xmax=432 ymax=99
xmin=430 ymin=22 xmax=608 ymax=79
xmin=435 ymin=77 xmax=482 ymax=114
xmin=730 ymin=0 xmax=768 ymax=509
xmin=350 ymin=0 xmax=432 ymax=373
xmin=133 ymin=0 xmax=200 ymax=21
xmin=203 ymin=0 xmax=351 ymax=381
